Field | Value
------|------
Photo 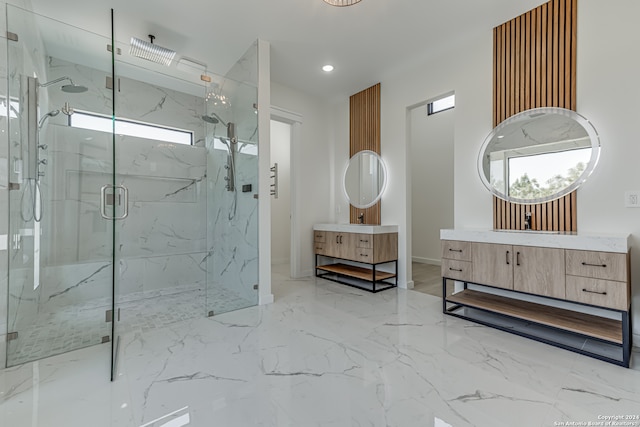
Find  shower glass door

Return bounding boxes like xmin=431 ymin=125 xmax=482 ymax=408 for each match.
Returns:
xmin=110 ymin=40 xmax=211 ymax=366
xmin=204 ymin=76 xmax=260 ymax=316
xmin=4 ymin=6 xmax=260 ymax=374
xmin=5 ymin=5 xmax=115 ymax=367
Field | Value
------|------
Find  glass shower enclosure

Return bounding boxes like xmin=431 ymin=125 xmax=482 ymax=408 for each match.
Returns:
xmin=3 ymin=5 xmax=259 ymax=376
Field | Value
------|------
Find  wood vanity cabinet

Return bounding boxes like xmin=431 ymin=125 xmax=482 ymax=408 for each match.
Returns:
xmin=471 ymin=243 xmax=514 ymax=290
xmin=314 ymin=230 xmax=398 ymax=292
xmin=467 ymin=242 xmax=565 ymax=297
xmin=440 ymin=235 xmax=632 ymax=367
xmin=441 ymin=240 xmax=472 ymax=282
xmin=513 ymin=246 xmax=565 ymax=299
xmin=565 ymin=249 xmax=630 ymax=311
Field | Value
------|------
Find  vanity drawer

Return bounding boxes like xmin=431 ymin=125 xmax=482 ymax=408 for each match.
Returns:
xmin=356 ymin=234 xmax=373 ymax=249
xmin=441 ymin=259 xmax=472 ymax=282
xmin=566 ymin=275 xmax=629 ymax=311
xmin=353 ymin=248 xmax=373 ymax=263
xmin=565 ymin=250 xmax=627 ymax=282
xmin=314 ymin=231 xmax=326 ymax=243
xmin=441 ymin=240 xmax=472 ymax=262
xmin=314 ymin=242 xmax=327 ymax=255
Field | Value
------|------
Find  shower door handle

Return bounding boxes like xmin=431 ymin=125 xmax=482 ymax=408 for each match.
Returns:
xmin=115 ymin=185 xmax=129 ymax=219
xmin=100 ymin=185 xmax=112 ymax=219
xmin=100 ymin=184 xmax=129 ymax=220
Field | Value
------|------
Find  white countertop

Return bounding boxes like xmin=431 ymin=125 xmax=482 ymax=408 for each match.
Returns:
xmin=440 ymin=229 xmax=631 ymax=253
xmin=314 ymin=223 xmax=398 ymax=234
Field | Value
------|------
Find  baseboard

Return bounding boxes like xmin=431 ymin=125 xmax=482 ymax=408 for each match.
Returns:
xmin=401 ymin=280 xmax=415 ymax=290
xmin=412 ymin=257 xmax=441 ymax=266
xmin=259 ymin=293 xmax=274 ymax=305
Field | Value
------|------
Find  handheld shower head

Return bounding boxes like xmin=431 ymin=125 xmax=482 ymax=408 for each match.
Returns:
xmin=38 ymin=109 xmax=60 ymax=129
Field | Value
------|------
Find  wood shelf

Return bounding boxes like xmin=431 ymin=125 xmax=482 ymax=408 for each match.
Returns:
xmin=317 ymin=263 xmax=396 ymax=282
xmin=447 ymin=289 xmax=623 ymax=343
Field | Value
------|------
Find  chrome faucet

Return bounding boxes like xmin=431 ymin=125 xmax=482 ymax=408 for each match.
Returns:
xmin=358 ymin=213 xmax=364 ymax=224
xmin=524 ymin=212 xmax=532 ymax=230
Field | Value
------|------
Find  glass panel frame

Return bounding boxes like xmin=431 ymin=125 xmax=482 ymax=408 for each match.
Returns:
xmin=5 ymin=5 xmax=115 ymax=368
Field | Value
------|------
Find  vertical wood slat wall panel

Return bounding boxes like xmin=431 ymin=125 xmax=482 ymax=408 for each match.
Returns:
xmin=492 ymin=192 xmax=577 ymax=231
xmin=349 ymin=83 xmax=381 ymax=225
xmin=492 ymin=0 xmax=578 ymax=232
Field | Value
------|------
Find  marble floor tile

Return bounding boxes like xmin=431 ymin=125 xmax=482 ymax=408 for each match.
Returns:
xmin=5 ymin=286 xmax=207 ymax=367
xmin=1 ymin=268 xmax=639 ymax=427
xmin=412 ymin=262 xmax=443 ymax=297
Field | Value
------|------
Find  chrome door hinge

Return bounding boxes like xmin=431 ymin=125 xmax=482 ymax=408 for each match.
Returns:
xmin=102 ymin=336 xmax=110 ymax=343
xmin=7 ymin=332 xmax=18 ymax=341
xmin=6 ymin=32 xmax=18 ymax=42
xmin=253 ymin=284 xmax=259 ymax=290
xmin=106 ymin=44 xmax=121 ymax=55
xmin=106 ymin=309 xmax=113 ymax=322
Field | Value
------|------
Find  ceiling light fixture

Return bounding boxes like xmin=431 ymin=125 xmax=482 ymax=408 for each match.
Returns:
xmin=323 ymin=0 xmax=362 ymax=6
xmin=322 ymin=65 xmax=334 ymax=72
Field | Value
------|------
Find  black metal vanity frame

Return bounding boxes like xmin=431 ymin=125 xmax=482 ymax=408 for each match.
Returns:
xmin=315 ymin=254 xmax=398 ymax=293
xmin=442 ymin=277 xmax=633 ymax=368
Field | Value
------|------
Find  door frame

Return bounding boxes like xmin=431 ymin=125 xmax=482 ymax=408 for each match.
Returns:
xmin=270 ymin=106 xmax=303 ymax=279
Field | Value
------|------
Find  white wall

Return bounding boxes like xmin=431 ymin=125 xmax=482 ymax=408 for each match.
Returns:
xmin=410 ymin=104 xmax=454 ymax=265
xmin=575 ymin=0 xmax=640 ymax=342
xmin=270 ymin=82 xmax=333 ymax=277
xmin=329 ymin=0 xmax=640 ymax=343
xmin=330 ymin=38 xmax=491 ymax=289
xmin=270 ymin=120 xmax=291 ymax=265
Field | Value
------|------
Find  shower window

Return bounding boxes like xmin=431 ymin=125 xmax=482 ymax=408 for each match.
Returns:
xmin=69 ymin=110 xmax=194 ymax=145
xmin=0 ymin=96 xmax=20 ymax=118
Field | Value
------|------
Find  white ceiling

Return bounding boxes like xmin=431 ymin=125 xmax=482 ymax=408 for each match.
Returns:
xmin=29 ymin=0 xmax=548 ymax=102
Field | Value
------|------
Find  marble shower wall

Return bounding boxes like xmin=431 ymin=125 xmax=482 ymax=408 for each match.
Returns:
xmin=2 ymin=5 xmax=261 ymax=366
xmin=38 ymin=57 xmax=208 ymax=305
xmin=1 ymin=2 xmax=51 ymax=368
xmin=204 ymin=41 xmax=260 ymax=315
xmin=4 ymin=54 xmax=211 ymax=341
xmin=206 ymin=145 xmax=259 ymax=313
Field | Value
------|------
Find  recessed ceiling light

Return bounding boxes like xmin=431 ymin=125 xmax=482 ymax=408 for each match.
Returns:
xmin=322 ymin=65 xmax=334 ymax=72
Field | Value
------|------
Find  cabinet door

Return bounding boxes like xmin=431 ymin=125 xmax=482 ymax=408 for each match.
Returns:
xmin=471 ymin=243 xmax=513 ymax=289
xmin=324 ymin=232 xmax=341 ymax=258
xmin=513 ymin=246 xmax=565 ymax=299
xmin=338 ymin=232 xmax=358 ymax=260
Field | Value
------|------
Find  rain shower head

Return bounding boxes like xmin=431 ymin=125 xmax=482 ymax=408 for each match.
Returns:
xmin=201 ymin=114 xmax=219 ymax=125
xmin=39 ymin=76 xmax=88 ymax=93
xmin=201 ymin=112 xmax=228 ymax=127
xmin=130 ymin=35 xmax=176 ymax=66
xmin=61 ymin=83 xmax=88 ymax=93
